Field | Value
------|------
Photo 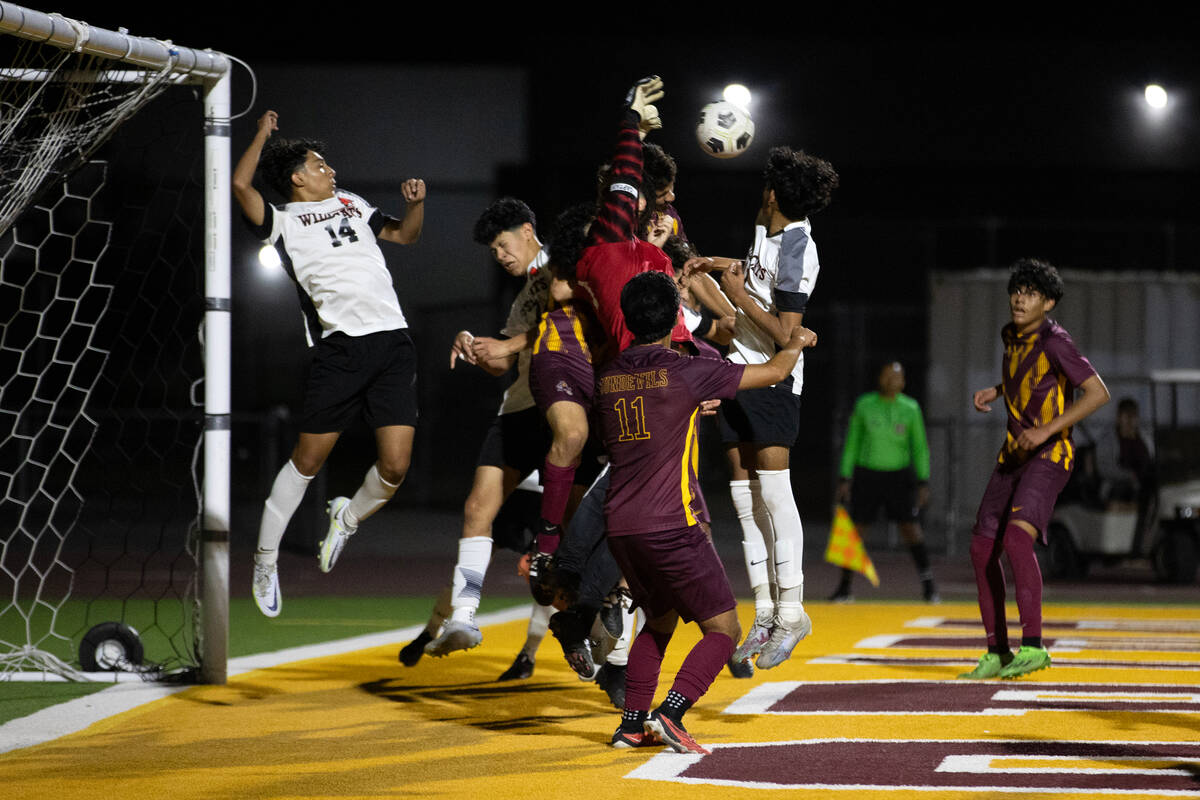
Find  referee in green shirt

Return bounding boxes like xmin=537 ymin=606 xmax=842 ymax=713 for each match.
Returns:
xmin=831 ymin=362 xmax=939 ymax=602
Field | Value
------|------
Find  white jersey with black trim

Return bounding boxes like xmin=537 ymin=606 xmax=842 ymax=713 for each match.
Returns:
xmin=497 ymin=248 xmax=549 ymax=415
xmin=727 ymin=219 xmax=819 ymax=395
xmin=261 ymin=190 xmax=408 ymax=345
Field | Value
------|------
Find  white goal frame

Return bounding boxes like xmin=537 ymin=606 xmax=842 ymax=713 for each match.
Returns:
xmin=0 ymin=1 xmax=233 ymax=683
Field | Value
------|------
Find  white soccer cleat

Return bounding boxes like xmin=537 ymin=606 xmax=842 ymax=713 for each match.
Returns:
xmin=754 ymin=611 xmax=812 ymax=670
xmin=732 ymin=613 xmax=774 ymax=664
xmin=424 ymin=619 xmax=483 ymax=657
xmin=319 ymin=496 xmax=355 ymax=573
xmin=253 ymin=561 xmax=281 ymax=618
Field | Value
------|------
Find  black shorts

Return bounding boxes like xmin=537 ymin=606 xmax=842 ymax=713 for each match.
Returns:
xmin=718 ymin=375 xmax=800 ymax=446
xmin=850 ymin=467 xmax=919 ymax=524
xmin=300 ymin=329 xmax=418 ymax=433
xmin=475 ymin=406 xmax=551 ymax=477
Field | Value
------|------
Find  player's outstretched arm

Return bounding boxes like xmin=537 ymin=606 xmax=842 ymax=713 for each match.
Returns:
xmin=720 ymin=261 xmax=804 ymax=347
xmin=590 ymin=77 xmax=663 ymax=247
xmin=232 ymin=110 xmax=277 ymax=226
xmin=380 ymin=179 xmax=426 ymax=244
xmin=738 ymin=325 xmax=816 ymax=390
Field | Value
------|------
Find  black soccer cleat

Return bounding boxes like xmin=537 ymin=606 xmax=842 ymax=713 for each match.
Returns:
xmin=528 ymin=552 xmax=557 ymax=606
xmin=399 ymin=630 xmax=433 ymax=667
xmin=497 ymin=651 xmax=535 ymax=681
xmin=595 ymin=662 xmax=627 ymax=709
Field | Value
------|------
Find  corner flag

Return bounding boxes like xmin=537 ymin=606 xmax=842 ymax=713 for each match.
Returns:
xmin=824 ymin=505 xmax=879 ymax=586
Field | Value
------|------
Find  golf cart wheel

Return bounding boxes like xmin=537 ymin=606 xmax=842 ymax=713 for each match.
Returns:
xmin=79 ymin=622 xmax=144 ymax=672
xmin=1154 ymin=525 xmax=1199 ymax=585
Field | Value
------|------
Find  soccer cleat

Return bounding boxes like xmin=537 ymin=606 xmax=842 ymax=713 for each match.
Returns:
xmin=726 ymin=656 xmax=754 ymax=679
xmin=998 ymin=646 xmax=1052 ymax=679
xmin=550 ymin=608 xmax=601 ymax=680
xmin=923 ymin=581 xmax=942 ymax=604
xmin=600 ymin=586 xmax=633 ymax=640
xmin=731 ymin=614 xmax=774 ymax=664
xmin=828 ymin=587 xmax=854 ymax=604
xmin=957 ymin=652 xmax=1011 ymax=679
xmin=527 ymin=552 xmax=556 ymax=606
xmin=423 ymin=619 xmax=482 ymax=657
xmin=755 ymin=611 xmax=812 ymax=670
xmin=319 ymin=496 xmax=355 ymax=573
xmin=497 ymin=651 xmax=535 ymax=681
xmin=611 ymin=726 xmax=658 ymax=749
xmin=398 ymin=630 xmax=433 ymax=667
xmin=252 ymin=561 xmax=281 ymax=618
xmin=595 ymin=662 xmax=626 ymax=708
xmin=644 ymin=710 xmax=710 ymax=755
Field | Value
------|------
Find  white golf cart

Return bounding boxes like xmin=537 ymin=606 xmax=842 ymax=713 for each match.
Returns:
xmin=1044 ymin=369 xmax=1200 ymax=584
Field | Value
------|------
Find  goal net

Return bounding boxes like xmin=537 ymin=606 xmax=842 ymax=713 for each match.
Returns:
xmin=0 ymin=4 xmax=232 ymax=682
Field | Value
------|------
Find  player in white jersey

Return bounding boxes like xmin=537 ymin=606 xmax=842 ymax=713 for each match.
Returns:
xmin=687 ymin=146 xmax=838 ymax=671
xmin=233 ymin=110 xmax=426 ymax=617
xmin=399 ymin=198 xmax=559 ymax=677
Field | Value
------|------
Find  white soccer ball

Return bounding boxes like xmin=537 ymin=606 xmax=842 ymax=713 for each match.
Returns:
xmin=696 ymin=101 xmax=755 ymax=159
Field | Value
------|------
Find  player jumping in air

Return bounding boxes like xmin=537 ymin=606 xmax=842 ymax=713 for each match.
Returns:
xmin=234 ymin=110 xmax=425 ymax=618
xmin=960 ymin=258 xmax=1109 ymax=680
xmin=400 ymin=198 xmax=557 ymax=678
xmin=602 ymin=271 xmax=816 ymax=754
xmin=687 ymin=146 xmax=839 ymax=670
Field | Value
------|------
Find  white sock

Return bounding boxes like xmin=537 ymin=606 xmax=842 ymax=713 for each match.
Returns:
xmin=759 ymin=469 xmax=804 ymax=607
xmin=523 ymin=603 xmax=553 ymax=658
xmin=425 ymin=584 xmax=453 ymax=637
xmin=731 ymin=479 xmax=775 ymax=618
xmin=345 ymin=463 xmax=399 ymax=529
xmin=450 ymin=537 xmax=492 ymax=623
xmin=256 ymin=460 xmax=314 ymax=563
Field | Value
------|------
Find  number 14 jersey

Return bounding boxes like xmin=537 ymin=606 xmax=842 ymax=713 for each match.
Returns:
xmin=255 ymin=190 xmax=408 ymax=345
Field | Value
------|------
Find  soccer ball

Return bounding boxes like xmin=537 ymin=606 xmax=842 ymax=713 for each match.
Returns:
xmin=696 ymin=101 xmax=755 ymax=159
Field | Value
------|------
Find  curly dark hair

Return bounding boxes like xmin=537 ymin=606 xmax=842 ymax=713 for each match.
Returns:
xmin=621 ymin=270 xmax=679 ymax=345
xmin=1007 ymin=257 xmax=1064 ymax=303
xmin=472 ymin=197 xmax=537 ymax=245
xmin=764 ymin=146 xmax=839 ymax=220
xmin=259 ymin=137 xmax=326 ymax=200
xmin=642 ymin=143 xmax=677 ymax=200
xmin=661 ymin=235 xmax=695 ymax=274
xmin=546 ymin=202 xmax=594 ymax=281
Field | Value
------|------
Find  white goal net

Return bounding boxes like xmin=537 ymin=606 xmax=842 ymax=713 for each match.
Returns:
xmin=0 ymin=3 xmax=232 ymax=682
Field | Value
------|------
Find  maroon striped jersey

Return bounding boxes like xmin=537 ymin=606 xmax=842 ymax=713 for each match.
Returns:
xmin=998 ymin=317 xmax=1097 ymax=470
xmin=597 ymin=345 xmax=744 ymax=536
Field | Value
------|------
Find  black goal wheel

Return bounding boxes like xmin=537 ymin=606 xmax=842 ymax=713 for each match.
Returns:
xmin=79 ymin=622 xmax=144 ymax=672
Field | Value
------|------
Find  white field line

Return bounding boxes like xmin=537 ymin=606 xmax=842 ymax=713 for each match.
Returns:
xmin=0 ymin=604 xmax=533 ymax=755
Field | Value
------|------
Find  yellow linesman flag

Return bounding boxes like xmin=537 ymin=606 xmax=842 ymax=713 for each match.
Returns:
xmin=824 ymin=504 xmax=879 ymax=586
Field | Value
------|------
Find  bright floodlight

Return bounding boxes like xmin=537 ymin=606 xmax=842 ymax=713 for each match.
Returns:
xmin=723 ymin=83 xmax=752 ymax=112
xmin=1144 ymin=84 xmax=1168 ymax=109
xmin=257 ymin=244 xmax=281 ymax=275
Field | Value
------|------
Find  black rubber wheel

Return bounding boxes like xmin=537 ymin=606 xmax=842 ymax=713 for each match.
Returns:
xmin=79 ymin=622 xmax=144 ymax=672
xmin=1043 ymin=522 xmax=1082 ymax=580
xmin=1155 ymin=525 xmax=1199 ymax=585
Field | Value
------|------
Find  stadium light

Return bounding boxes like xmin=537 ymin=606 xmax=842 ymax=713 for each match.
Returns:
xmin=1144 ymin=84 xmax=1168 ymax=109
xmin=257 ymin=244 xmax=282 ymax=276
xmin=723 ymin=83 xmax=752 ymax=113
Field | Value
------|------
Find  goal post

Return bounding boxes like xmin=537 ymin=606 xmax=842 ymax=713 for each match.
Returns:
xmin=0 ymin=2 xmax=232 ymax=683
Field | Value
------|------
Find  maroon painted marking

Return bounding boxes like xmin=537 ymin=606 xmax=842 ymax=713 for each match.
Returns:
xmin=934 ymin=618 xmax=1200 ymax=634
xmin=683 ymin=740 xmax=1200 ymax=792
xmin=829 ymin=655 xmax=1200 ymax=671
xmin=767 ymin=682 xmax=1200 ymax=714
xmin=890 ymin=635 xmax=1200 ymax=652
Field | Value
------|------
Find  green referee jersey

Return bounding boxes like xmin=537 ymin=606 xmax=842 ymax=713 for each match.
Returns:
xmin=839 ymin=392 xmax=930 ymax=481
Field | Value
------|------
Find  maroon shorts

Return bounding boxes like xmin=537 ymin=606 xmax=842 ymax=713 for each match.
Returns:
xmin=530 ymin=350 xmax=594 ymax=411
xmin=972 ymin=456 xmax=1072 ymax=544
xmin=607 ymin=525 xmax=737 ymax=624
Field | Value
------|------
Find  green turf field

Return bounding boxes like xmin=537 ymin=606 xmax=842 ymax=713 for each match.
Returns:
xmin=0 ymin=595 xmax=526 ymax=725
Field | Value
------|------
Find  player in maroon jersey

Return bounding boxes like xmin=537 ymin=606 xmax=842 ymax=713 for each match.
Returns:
xmin=602 ymin=271 xmax=817 ymax=754
xmin=960 ymin=258 xmax=1109 ymax=680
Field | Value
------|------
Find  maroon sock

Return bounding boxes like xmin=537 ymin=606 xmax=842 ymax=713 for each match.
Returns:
xmin=539 ymin=460 xmax=576 ymax=532
xmin=625 ymin=626 xmax=673 ymax=711
xmin=1002 ymin=523 xmax=1043 ymax=641
xmin=669 ymin=631 xmax=735 ymax=703
xmin=969 ymin=534 xmax=1009 ymax=650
